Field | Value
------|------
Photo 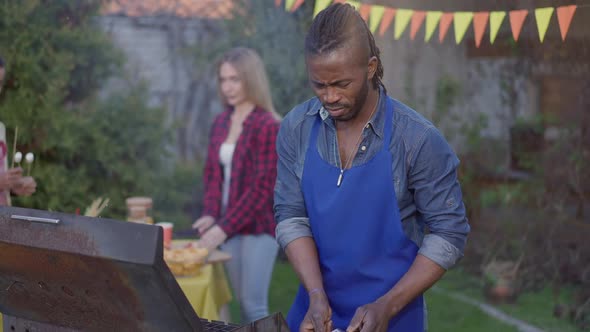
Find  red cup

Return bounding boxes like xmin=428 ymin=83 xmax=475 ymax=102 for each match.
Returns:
xmin=156 ymin=222 xmax=173 ymax=247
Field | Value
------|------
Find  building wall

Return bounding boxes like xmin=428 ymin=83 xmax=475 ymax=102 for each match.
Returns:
xmin=378 ymin=39 xmax=535 ymax=170
xmin=376 ymin=4 xmax=590 ymax=167
xmin=99 ymin=15 xmax=224 ymax=163
xmin=98 ymin=6 xmax=589 ymax=170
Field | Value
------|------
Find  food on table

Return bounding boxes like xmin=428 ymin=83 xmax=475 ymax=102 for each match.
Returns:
xmin=163 ymin=245 xmax=209 ymax=277
xmin=126 ymin=196 xmax=154 ymax=224
xmin=126 ymin=205 xmax=154 ymax=224
xmin=84 ymin=197 xmax=110 ymax=217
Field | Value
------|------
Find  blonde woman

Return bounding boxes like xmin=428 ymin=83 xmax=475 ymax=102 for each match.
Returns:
xmin=193 ymin=47 xmax=280 ymax=323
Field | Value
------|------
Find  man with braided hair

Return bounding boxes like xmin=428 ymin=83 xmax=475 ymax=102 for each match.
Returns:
xmin=273 ymin=3 xmax=470 ymax=332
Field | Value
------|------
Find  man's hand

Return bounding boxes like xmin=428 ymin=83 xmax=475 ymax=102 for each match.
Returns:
xmin=0 ymin=167 xmax=22 ymax=191
xmin=192 ymin=215 xmax=215 ymax=235
xmin=11 ymin=176 xmax=36 ymax=196
xmin=198 ymin=225 xmax=227 ymax=250
xmin=300 ymin=290 xmax=333 ymax=332
xmin=346 ymin=298 xmax=391 ymax=332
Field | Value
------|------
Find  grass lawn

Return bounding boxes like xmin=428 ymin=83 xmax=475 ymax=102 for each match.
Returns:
xmin=227 ymin=261 xmax=571 ymax=331
xmin=436 ymin=268 xmax=583 ymax=332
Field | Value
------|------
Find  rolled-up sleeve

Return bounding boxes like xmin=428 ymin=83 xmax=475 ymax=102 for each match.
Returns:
xmin=274 ymin=112 xmax=313 ymax=249
xmin=409 ymin=127 xmax=470 ymax=269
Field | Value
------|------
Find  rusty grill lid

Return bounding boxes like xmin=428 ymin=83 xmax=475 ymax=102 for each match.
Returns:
xmin=0 ymin=206 xmax=202 ymax=332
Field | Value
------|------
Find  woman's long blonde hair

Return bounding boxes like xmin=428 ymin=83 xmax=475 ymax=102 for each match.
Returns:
xmin=217 ymin=47 xmax=280 ymax=119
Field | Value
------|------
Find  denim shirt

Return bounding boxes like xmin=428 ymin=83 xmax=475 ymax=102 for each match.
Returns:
xmin=274 ymin=88 xmax=470 ymax=269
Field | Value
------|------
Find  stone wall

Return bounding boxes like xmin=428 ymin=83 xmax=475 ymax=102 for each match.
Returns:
xmin=99 ymin=15 xmax=224 ymax=163
xmin=98 ymin=7 xmax=589 ymax=170
xmin=378 ymin=37 xmax=535 ymax=167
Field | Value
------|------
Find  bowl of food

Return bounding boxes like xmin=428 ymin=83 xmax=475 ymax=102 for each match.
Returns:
xmin=163 ymin=243 xmax=209 ymax=277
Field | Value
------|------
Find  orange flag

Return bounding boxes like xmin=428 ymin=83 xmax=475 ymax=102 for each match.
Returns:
xmin=439 ymin=12 xmax=454 ymax=43
xmin=557 ymin=5 xmax=577 ymax=41
xmin=410 ymin=11 xmax=427 ymax=40
xmin=359 ymin=4 xmax=371 ymax=23
xmin=379 ymin=8 xmax=396 ymax=36
xmin=291 ymin=0 xmax=304 ymax=11
xmin=473 ymin=12 xmax=490 ymax=48
xmin=509 ymin=10 xmax=528 ymax=42
xmin=275 ymin=0 xmax=282 ymax=7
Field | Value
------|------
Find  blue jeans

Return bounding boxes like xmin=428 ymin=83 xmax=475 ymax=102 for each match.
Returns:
xmin=221 ymin=233 xmax=279 ymax=323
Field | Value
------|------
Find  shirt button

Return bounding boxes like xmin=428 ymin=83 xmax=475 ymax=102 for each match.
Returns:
xmin=361 ymin=145 xmax=367 ymax=151
xmin=365 ymin=124 xmax=370 ymax=129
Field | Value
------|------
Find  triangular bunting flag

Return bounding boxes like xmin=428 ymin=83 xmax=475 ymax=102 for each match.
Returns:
xmin=285 ymin=0 xmax=296 ymax=11
xmin=313 ymin=0 xmax=332 ymax=17
xmin=535 ymin=7 xmax=554 ymax=42
xmin=489 ymin=11 xmax=506 ymax=44
xmin=379 ymin=8 xmax=396 ymax=36
xmin=410 ymin=11 xmax=426 ymax=40
xmin=369 ymin=5 xmax=386 ymax=34
xmin=425 ymin=11 xmax=442 ymax=42
xmin=395 ymin=9 xmax=413 ymax=40
xmin=509 ymin=10 xmax=528 ymax=42
xmin=473 ymin=12 xmax=490 ymax=48
xmin=439 ymin=12 xmax=453 ymax=42
xmin=557 ymin=5 xmax=576 ymax=41
xmin=359 ymin=4 xmax=371 ymax=22
xmin=454 ymin=12 xmax=473 ymax=44
xmin=290 ymin=0 xmax=305 ymax=12
xmin=275 ymin=0 xmax=282 ymax=7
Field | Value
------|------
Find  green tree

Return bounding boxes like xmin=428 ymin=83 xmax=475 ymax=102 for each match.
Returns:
xmin=193 ymin=0 xmax=314 ymax=115
xmin=0 ymin=0 xmax=176 ymax=220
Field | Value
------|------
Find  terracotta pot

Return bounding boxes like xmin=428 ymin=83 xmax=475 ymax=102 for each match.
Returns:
xmin=485 ymin=281 xmax=517 ymax=303
xmin=491 ymin=284 xmax=514 ymax=298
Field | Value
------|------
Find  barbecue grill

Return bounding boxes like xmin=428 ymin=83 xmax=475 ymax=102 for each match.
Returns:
xmin=0 ymin=207 xmax=289 ymax=332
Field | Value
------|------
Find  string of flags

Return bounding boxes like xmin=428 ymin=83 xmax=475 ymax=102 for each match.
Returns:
xmin=277 ymin=0 xmax=583 ymax=46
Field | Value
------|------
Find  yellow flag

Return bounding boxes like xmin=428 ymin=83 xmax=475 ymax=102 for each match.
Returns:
xmin=285 ymin=0 xmax=296 ymax=11
xmin=346 ymin=1 xmax=360 ymax=10
xmin=369 ymin=5 xmax=386 ymax=34
xmin=489 ymin=11 xmax=506 ymax=44
xmin=395 ymin=9 xmax=413 ymax=40
xmin=313 ymin=0 xmax=332 ymax=17
xmin=535 ymin=7 xmax=554 ymax=42
xmin=454 ymin=12 xmax=474 ymax=44
xmin=425 ymin=11 xmax=442 ymax=42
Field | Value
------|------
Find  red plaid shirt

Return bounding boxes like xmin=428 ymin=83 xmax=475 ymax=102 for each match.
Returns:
xmin=201 ymin=107 xmax=279 ymax=237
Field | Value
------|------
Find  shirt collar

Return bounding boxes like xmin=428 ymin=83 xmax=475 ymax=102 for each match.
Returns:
xmin=306 ymin=87 xmax=386 ymax=138
xmin=227 ymin=105 xmax=262 ymax=126
xmin=367 ymin=87 xmax=386 ymax=139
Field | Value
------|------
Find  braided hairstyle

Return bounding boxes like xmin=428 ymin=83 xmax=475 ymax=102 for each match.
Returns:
xmin=305 ymin=3 xmax=385 ymax=92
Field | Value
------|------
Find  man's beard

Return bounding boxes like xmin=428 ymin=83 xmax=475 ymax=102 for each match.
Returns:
xmin=327 ymin=79 xmax=369 ymax=122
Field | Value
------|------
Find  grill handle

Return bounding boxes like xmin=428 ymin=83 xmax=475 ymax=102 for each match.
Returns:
xmin=10 ymin=214 xmax=61 ymax=225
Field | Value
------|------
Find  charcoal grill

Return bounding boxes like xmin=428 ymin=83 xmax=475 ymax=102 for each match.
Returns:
xmin=0 ymin=206 xmax=203 ymax=331
xmin=0 ymin=207 xmax=290 ymax=332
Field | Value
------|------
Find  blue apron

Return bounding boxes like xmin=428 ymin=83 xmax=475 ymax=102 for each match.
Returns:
xmin=287 ymin=98 xmax=424 ymax=332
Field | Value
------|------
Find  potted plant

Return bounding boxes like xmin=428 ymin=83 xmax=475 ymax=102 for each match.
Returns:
xmin=482 ymin=254 xmax=523 ymax=303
